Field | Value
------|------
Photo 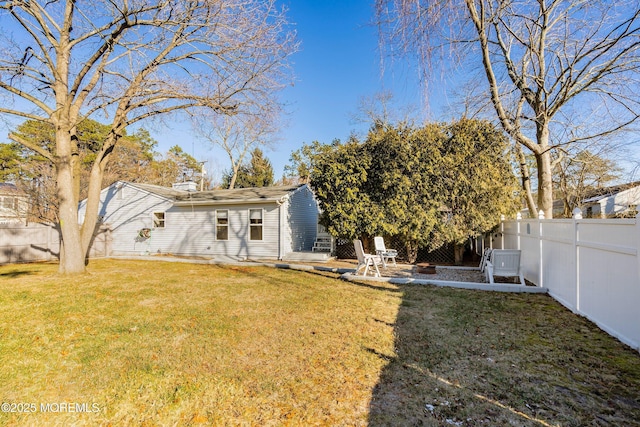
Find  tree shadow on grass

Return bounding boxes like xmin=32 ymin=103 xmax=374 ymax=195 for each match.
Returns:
xmin=367 ymin=284 xmax=640 ymax=426
xmin=0 ymin=270 xmax=34 ymax=278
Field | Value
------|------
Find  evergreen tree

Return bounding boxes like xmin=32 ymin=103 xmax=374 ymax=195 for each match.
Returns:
xmin=308 ymin=119 xmax=519 ymax=263
xmin=222 ymin=148 xmax=274 ymax=188
xmin=0 ymin=119 xmax=204 ymax=222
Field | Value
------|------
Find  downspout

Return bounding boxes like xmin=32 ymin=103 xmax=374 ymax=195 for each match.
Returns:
xmin=277 ymin=196 xmax=288 ymax=260
xmin=278 ymin=203 xmax=284 ymax=260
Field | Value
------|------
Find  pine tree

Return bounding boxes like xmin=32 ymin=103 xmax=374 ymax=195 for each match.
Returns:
xmin=222 ymin=148 xmax=274 ymax=188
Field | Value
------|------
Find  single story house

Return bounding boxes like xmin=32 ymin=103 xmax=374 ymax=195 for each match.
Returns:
xmin=519 ymin=181 xmax=640 ymax=219
xmin=78 ymin=181 xmax=324 ymax=261
xmin=579 ymin=181 xmax=640 ymax=218
xmin=0 ymin=183 xmax=29 ymax=224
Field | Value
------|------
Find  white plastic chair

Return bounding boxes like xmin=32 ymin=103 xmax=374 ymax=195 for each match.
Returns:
xmin=353 ymin=239 xmax=382 ymax=277
xmin=485 ymin=249 xmax=525 ymax=285
xmin=374 ymin=236 xmax=398 ymax=268
xmin=479 ymin=248 xmax=493 ymax=273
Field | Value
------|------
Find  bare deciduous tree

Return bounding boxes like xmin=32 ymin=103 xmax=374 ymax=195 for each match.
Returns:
xmin=377 ymin=0 xmax=640 ymax=218
xmin=350 ymin=91 xmax=413 ymax=128
xmin=554 ymin=149 xmax=622 ymax=217
xmin=194 ymin=110 xmax=278 ymax=189
xmin=0 ymin=0 xmax=296 ymax=273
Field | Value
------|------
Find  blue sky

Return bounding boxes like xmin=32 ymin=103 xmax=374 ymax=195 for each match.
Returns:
xmin=2 ymin=1 xmax=638 ymax=185
xmin=0 ymin=0 xmax=427 ymax=185
xmin=154 ymin=0 xmax=425 ymax=184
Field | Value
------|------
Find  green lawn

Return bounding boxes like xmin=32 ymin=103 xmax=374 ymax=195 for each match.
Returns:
xmin=0 ymin=259 xmax=638 ymax=426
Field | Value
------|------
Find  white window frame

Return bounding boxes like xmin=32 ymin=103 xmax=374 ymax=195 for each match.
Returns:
xmin=152 ymin=211 xmax=165 ymax=228
xmin=216 ymin=209 xmax=229 ymax=241
xmin=2 ymin=197 xmax=15 ymax=210
xmin=249 ymin=208 xmax=263 ymax=241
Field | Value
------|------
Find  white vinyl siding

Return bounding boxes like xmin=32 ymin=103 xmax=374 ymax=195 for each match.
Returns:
xmin=286 ymin=186 xmax=319 ymax=252
xmin=163 ymin=204 xmax=279 ymax=259
xmin=77 ymin=182 xmax=174 ymax=255
xmin=79 ymin=182 xmax=319 ymax=260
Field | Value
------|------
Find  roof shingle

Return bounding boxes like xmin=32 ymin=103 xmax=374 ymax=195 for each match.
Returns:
xmin=124 ymin=181 xmax=305 ymax=204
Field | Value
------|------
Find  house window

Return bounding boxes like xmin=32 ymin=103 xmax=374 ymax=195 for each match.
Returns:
xmin=153 ymin=212 xmax=165 ymax=228
xmin=2 ymin=197 xmax=16 ymax=210
xmin=216 ymin=210 xmax=228 ymax=240
xmin=249 ymin=209 xmax=263 ymax=241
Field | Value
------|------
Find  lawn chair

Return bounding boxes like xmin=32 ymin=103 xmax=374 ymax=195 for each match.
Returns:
xmin=485 ymin=249 xmax=525 ymax=285
xmin=479 ymin=248 xmax=493 ymax=273
xmin=353 ymin=239 xmax=383 ymax=277
xmin=374 ymin=236 xmax=398 ymax=268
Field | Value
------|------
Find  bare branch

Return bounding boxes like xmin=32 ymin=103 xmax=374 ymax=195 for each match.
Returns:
xmin=0 ymin=0 xmax=297 ymax=273
xmin=8 ymin=131 xmax=54 ymax=161
xmin=377 ymin=0 xmax=640 ymax=218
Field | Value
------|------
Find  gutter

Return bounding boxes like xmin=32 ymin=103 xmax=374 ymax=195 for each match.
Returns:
xmin=173 ymin=198 xmax=284 ymax=207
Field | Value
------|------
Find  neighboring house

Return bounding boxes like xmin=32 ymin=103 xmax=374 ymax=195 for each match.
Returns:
xmin=77 ymin=181 xmax=322 ymax=261
xmin=520 ymin=181 xmax=640 ymax=219
xmin=579 ymin=181 xmax=640 ymax=218
xmin=0 ymin=183 xmax=29 ymax=224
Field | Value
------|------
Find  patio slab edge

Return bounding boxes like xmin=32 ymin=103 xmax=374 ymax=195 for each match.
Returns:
xmin=104 ymin=256 xmax=356 ymax=274
xmin=102 ymin=256 xmax=546 ymax=293
xmin=340 ymin=273 xmax=548 ymax=293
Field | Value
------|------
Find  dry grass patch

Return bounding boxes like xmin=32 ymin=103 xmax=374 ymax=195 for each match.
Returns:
xmin=368 ymin=284 xmax=640 ymax=426
xmin=0 ymin=259 xmax=638 ymax=426
xmin=0 ymin=260 xmax=400 ymax=426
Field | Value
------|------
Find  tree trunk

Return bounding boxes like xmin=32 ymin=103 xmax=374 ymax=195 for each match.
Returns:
xmin=80 ymin=162 xmax=108 ymax=257
xmin=453 ymin=244 xmax=465 ymax=266
xmin=405 ymin=239 xmax=418 ymax=264
xmin=536 ymin=149 xmax=554 ymax=219
xmin=53 ymin=19 xmax=86 ymax=274
xmin=56 ymin=153 xmax=86 ymax=274
xmin=515 ymin=144 xmax=537 ymax=215
xmin=531 ymin=119 xmax=554 ymax=219
xmin=228 ymin=165 xmax=239 ymax=189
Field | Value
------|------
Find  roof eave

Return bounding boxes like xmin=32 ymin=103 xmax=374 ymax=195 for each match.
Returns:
xmin=173 ymin=198 xmax=283 ymax=207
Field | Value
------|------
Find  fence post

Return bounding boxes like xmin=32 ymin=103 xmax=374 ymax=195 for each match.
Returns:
xmin=538 ymin=210 xmax=544 ymax=288
xmin=636 ymin=212 xmax=640 ymax=296
xmin=573 ymin=208 xmax=581 ymax=313
xmin=515 ymin=212 xmax=521 ymax=250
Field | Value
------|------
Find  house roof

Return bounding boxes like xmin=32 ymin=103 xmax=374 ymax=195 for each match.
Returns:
xmin=125 ymin=182 xmax=190 ymax=200
xmin=581 ymin=180 xmax=640 ymax=204
xmin=0 ymin=183 xmax=21 ymax=194
xmin=173 ymin=184 xmax=305 ymax=206
xmin=121 ymin=181 xmax=306 ymax=205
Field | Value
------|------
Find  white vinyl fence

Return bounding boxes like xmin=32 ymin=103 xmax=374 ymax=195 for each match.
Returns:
xmin=491 ymin=215 xmax=640 ymax=352
xmin=0 ymin=223 xmax=60 ymax=264
xmin=0 ymin=223 xmax=111 ymax=265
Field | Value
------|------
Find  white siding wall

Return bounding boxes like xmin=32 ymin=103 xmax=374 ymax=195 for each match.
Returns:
xmin=601 ymin=186 xmax=640 ymax=216
xmin=159 ymin=203 xmax=281 ymax=259
xmin=0 ymin=193 xmax=29 ymax=224
xmin=79 ymin=183 xmax=320 ymax=260
xmin=286 ymin=186 xmax=318 ymax=252
xmin=78 ymin=183 xmax=173 ymax=256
